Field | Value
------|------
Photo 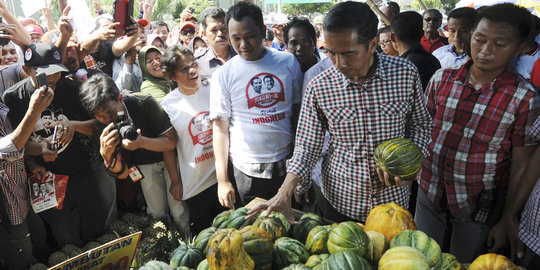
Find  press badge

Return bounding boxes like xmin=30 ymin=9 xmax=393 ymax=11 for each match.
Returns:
xmin=128 ymin=166 xmax=144 ymax=182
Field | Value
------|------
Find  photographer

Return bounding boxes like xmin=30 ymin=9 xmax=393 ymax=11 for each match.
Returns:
xmin=79 ymin=73 xmax=189 ymax=233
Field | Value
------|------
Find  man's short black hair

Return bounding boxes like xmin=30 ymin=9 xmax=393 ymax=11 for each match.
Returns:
xmin=377 ymin=26 xmax=392 ymax=36
xmin=473 ymin=3 xmax=532 ymax=43
xmin=199 ymin=7 xmax=226 ymax=30
xmin=323 ymin=1 xmax=378 ymax=44
xmin=225 ymin=2 xmax=265 ymax=36
xmin=250 ymin=76 xmax=261 ymax=86
xmin=265 ymin=28 xmax=274 ymax=41
xmin=448 ymin=7 xmax=478 ymax=28
xmin=391 ymin=11 xmax=424 ymax=46
xmin=151 ymin=21 xmax=170 ymax=32
xmin=283 ymin=17 xmax=317 ymax=47
xmin=79 ymin=73 xmax=120 ymax=115
xmin=161 ymin=44 xmax=193 ymax=79
xmin=263 ymin=75 xmax=273 ymax=82
xmin=386 ymin=1 xmax=400 ymax=15
xmin=423 ymin=9 xmax=443 ymax=20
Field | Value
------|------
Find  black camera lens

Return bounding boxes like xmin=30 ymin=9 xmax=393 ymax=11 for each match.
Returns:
xmin=119 ymin=125 xmax=138 ymax=141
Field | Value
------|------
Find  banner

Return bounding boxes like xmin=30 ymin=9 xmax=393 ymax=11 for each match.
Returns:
xmin=49 ymin=232 xmax=142 ymax=270
xmin=21 ymin=0 xmax=46 ymax=17
xmin=67 ymin=0 xmax=96 ymax=41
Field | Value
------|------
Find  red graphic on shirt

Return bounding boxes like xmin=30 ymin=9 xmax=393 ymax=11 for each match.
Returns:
xmin=246 ymin=73 xmax=285 ymax=109
xmin=188 ymin=111 xmax=213 ymax=145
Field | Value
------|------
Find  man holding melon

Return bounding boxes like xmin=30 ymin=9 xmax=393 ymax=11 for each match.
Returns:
xmin=416 ymin=4 xmax=539 ymax=263
xmin=248 ymin=2 xmax=432 ymax=225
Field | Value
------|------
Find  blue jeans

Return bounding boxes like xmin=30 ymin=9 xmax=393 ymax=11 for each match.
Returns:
xmin=90 ymin=161 xmax=118 ymax=228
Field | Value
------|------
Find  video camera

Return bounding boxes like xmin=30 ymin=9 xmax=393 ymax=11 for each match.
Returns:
xmin=114 ymin=111 xmax=138 ymax=141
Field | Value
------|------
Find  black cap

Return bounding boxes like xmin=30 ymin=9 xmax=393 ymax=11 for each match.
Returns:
xmin=24 ymin=42 xmax=68 ymax=75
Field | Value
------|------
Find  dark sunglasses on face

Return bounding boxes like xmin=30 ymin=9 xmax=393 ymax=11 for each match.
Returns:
xmin=181 ymin=28 xmax=196 ymax=35
xmin=424 ymin=17 xmax=440 ymax=22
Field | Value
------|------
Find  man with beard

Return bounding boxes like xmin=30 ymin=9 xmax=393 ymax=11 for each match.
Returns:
xmin=197 ymin=7 xmax=237 ymax=81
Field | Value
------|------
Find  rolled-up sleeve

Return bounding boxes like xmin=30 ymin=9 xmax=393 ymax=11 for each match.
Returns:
xmin=209 ymin=67 xmax=231 ymax=121
xmin=0 ymin=134 xmax=23 ymax=162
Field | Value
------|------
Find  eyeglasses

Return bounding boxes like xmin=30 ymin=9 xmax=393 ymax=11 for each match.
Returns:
xmin=379 ymin=40 xmax=392 ymax=47
xmin=181 ymin=28 xmax=196 ymax=36
xmin=424 ymin=17 xmax=441 ymax=22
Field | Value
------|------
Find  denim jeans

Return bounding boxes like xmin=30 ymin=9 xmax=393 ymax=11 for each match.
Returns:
xmin=90 ymin=161 xmax=118 ymax=228
xmin=139 ymin=162 xmax=190 ymax=234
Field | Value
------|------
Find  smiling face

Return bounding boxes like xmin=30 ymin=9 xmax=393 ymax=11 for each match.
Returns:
xmin=264 ymin=76 xmax=274 ymax=90
xmin=171 ymin=54 xmax=201 ymax=94
xmin=145 ymin=50 xmax=164 ymax=78
xmin=180 ymin=27 xmax=196 ymax=45
xmin=228 ymin=16 xmax=265 ymax=61
xmin=325 ymin=29 xmax=377 ymax=82
xmin=470 ymin=18 xmax=522 ymax=75
xmin=1 ymin=43 xmax=18 ymax=65
xmin=286 ymin=26 xmax=316 ymax=66
xmin=251 ymin=77 xmax=262 ymax=93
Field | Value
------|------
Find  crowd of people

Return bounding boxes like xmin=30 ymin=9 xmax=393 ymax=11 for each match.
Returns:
xmin=1 ymin=0 xmax=540 ymax=269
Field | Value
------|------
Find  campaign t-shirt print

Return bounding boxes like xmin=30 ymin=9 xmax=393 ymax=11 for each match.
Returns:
xmin=32 ymin=108 xmax=70 ymax=154
xmin=188 ymin=111 xmax=213 ymax=146
xmin=245 ymin=73 xmax=285 ymax=109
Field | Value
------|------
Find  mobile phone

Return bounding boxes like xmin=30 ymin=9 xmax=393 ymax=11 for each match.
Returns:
xmin=0 ymin=17 xmax=9 ymax=46
xmin=36 ymin=73 xmax=48 ymax=90
xmin=113 ymin=0 xmax=134 ymax=35
xmin=188 ymin=6 xmax=195 ymax=13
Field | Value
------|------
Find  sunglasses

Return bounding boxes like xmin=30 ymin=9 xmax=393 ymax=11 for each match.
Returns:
xmin=424 ymin=17 xmax=441 ymax=22
xmin=181 ymin=28 xmax=196 ymax=35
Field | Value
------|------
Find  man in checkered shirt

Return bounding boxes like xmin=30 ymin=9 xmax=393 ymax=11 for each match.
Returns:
xmin=248 ymin=2 xmax=432 ymax=223
xmin=416 ymin=4 xmax=540 ymax=263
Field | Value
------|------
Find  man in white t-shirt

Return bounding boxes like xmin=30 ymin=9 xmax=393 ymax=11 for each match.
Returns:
xmin=210 ymin=2 xmax=303 ymax=208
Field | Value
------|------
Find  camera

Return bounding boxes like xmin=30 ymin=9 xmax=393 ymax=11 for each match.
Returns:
xmin=0 ymin=17 xmax=9 ymax=46
xmin=114 ymin=111 xmax=138 ymax=141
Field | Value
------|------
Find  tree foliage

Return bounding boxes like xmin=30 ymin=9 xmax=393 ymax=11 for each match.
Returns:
xmin=411 ymin=0 xmax=459 ymax=14
xmin=281 ymin=1 xmax=337 ymax=17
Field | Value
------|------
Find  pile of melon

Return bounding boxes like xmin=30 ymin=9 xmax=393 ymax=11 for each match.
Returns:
xmin=137 ymin=202 xmax=524 ymax=270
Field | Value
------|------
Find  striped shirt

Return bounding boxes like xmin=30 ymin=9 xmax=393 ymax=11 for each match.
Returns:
xmin=519 ymin=116 xmax=540 ymax=254
xmin=288 ymin=53 xmax=432 ymax=221
xmin=420 ymin=60 xmax=539 ymax=211
xmin=0 ymin=103 xmax=28 ymax=225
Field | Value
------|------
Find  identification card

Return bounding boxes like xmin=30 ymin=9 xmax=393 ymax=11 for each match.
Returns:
xmin=128 ymin=166 xmax=144 ymax=182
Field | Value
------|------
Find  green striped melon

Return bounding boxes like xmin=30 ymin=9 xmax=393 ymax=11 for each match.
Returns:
xmin=390 ymin=230 xmax=442 ymax=268
xmin=327 ymin=221 xmax=369 ymax=257
xmin=373 ymin=138 xmax=424 ymax=181
xmin=379 ymin=246 xmax=430 ymax=270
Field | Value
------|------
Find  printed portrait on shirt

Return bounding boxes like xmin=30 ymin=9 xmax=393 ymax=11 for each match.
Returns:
xmin=246 ymin=73 xmax=285 ymax=109
xmin=188 ymin=111 xmax=213 ymax=145
xmin=31 ymin=109 xmax=70 ymax=154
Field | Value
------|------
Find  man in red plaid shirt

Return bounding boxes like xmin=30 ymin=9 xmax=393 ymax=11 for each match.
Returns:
xmin=416 ymin=4 xmax=539 ymax=263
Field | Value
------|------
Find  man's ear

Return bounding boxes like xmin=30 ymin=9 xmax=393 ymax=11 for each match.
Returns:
xmin=368 ymin=36 xmax=379 ymax=54
xmin=118 ymin=94 xmax=123 ymax=102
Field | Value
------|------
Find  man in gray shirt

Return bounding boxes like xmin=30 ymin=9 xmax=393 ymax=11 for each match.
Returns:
xmin=196 ymin=7 xmax=237 ymax=81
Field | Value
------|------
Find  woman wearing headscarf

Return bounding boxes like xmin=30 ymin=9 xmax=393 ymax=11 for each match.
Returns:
xmin=139 ymin=45 xmax=170 ymax=103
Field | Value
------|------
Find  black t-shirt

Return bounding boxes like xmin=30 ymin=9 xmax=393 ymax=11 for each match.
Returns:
xmin=0 ymin=64 xmax=24 ymax=98
xmin=94 ymin=92 xmax=173 ymax=165
xmin=82 ymin=41 xmax=115 ymax=77
xmin=402 ymin=45 xmax=442 ymax=90
xmin=2 ymin=77 xmax=92 ymax=175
